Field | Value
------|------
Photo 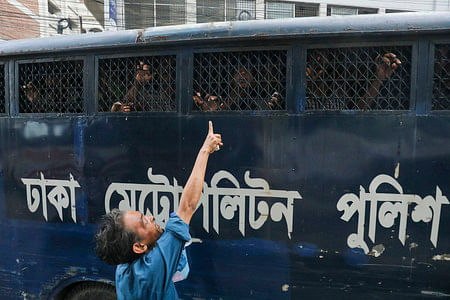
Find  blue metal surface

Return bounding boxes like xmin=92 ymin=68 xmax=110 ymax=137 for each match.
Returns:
xmin=0 ymin=12 xmax=449 ymax=56
xmin=0 ymin=14 xmax=449 ymax=300
xmin=0 ymin=30 xmax=140 ymax=56
xmin=0 ymin=114 xmax=449 ymax=299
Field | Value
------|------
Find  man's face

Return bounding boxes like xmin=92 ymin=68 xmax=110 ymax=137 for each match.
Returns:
xmin=122 ymin=211 xmax=163 ymax=253
xmin=234 ymin=68 xmax=253 ymax=89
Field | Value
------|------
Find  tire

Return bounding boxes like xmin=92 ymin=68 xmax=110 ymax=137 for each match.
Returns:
xmin=65 ymin=282 xmax=116 ymax=300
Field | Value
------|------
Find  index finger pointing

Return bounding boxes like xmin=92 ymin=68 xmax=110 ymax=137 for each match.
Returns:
xmin=209 ymin=121 xmax=214 ymax=134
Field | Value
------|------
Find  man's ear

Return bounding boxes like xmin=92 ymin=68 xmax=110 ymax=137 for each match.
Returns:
xmin=132 ymin=242 xmax=147 ymax=254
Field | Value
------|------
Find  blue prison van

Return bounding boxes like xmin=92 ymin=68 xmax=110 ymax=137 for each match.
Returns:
xmin=0 ymin=12 xmax=449 ymax=299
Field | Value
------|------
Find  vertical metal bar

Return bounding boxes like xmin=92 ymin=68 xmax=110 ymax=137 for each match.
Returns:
xmin=84 ymin=54 xmax=96 ymax=115
xmin=154 ymin=0 xmax=157 ymax=27
xmin=225 ymin=0 xmax=227 ymax=21
xmin=287 ymin=42 xmax=305 ymax=114
xmin=3 ymin=62 xmax=9 ymax=116
xmin=177 ymin=48 xmax=193 ymax=115
xmin=10 ymin=60 xmax=18 ymax=116
xmin=412 ymin=39 xmax=433 ymax=115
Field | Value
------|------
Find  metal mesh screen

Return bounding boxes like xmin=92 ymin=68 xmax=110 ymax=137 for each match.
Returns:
xmin=327 ymin=6 xmax=357 ymax=16
xmin=98 ymin=56 xmax=176 ymax=112
xmin=19 ymin=60 xmax=84 ymax=113
xmin=327 ymin=5 xmax=378 ymax=16
xmin=0 ymin=64 xmax=5 ymax=113
xmin=125 ymin=1 xmax=154 ymax=29
xmin=356 ymin=7 xmax=378 ymax=14
xmin=226 ymin=0 xmax=256 ymax=21
xmin=295 ymin=3 xmax=319 ymax=17
xmin=124 ymin=0 xmax=186 ymax=29
xmin=156 ymin=0 xmax=186 ymax=26
xmin=306 ymin=46 xmax=411 ymax=110
xmin=197 ymin=0 xmax=225 ymax=23
xmin=432 ymin=44 xmax=450 ymax=110
xmin=193 ymin=50 xmax=287 ymax=111
xmin=265 ymin=2 xmax=294 ymax=19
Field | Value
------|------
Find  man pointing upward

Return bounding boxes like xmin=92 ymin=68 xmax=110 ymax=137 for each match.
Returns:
xmin=95 ymin=121 xmax=223 ymax=299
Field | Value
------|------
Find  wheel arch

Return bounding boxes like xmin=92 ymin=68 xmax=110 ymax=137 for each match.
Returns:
xmin=48 ymin=276 xmax=115 ymax=300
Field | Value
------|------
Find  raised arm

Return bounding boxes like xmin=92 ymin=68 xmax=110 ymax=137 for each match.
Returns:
xmin=358 ymin=53 xmax=401 ymax=109
xmin=177 ymin=121 xmax=223 ymax=224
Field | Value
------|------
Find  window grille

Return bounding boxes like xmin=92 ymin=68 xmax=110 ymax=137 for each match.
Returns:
xmin=432 ymin=44 xmax=450 ymax=110
xmin=193 ymin=50 xmax=287 ymax=111
xmin=98 ymin=55 xmax=176 ymax=112
xmin=265 ymin=2 xmax=294 ymax=19
xmin=295 ymin=2 xmax=319 ymax=17
xmin=0 ymin=64 xmax=5 ymax=113
xmin=156 ymin=0 xmax=186 ymax=26
xmin=125 ymin=0 xmax=186 ymax=28
xmin=328 ymin=6 xmax=357 ymax=16
xmin=356 ymin=7 xmax=378 ymax=14
xmin=197 ymin=0 xmax=225 ymax=23
xmin=327 ymin=5 xmax=377 ymax=16
xmin=306 ymin=46 xmax=411 ymax=110
xmin=125 ymin=1 xmax=154 ymax=29
xmin=226 ymin=0 xmax=256 ymax=21
xmin=19 ymin=60 xmax=84 ymax=114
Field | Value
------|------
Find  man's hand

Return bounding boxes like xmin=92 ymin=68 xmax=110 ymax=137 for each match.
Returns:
xmin=136 ymin=61 xmax=152 ymax=83
xmin=193 ymin=92 xmax=224 ymax=111
xmin=193 ymin=92 xmax=204 ymax=106
xmin=201 ymin=121 xmax=223 ymax=153
xmin=204 ymin=95 xmax=224 ymax=111
xmin=376 ymin=53 xmax=401 ymax=81
xmin=111 ymin=101 xmax=134 ymax=112
xmin=23 ymin=82 xmax=39 ymax=102
xmin=268 ymin=92 xmax=282 ymax=109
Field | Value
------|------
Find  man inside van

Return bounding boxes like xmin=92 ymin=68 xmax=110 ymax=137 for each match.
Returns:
xmin=94 ymin=121 xmax=223 ymax=299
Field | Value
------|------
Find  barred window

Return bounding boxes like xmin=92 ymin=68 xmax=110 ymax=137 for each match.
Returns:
xmin=125 ymin=1 xmax=154 ymax=29
xmin=306 ymin=46 xmax=411 ymax=110
xmin=265 ymin=2 xmax=294 ymax=19
xmin=227 ymin=0 xmax=256 ymax=21
xmin=432 ymin=44 xmax=450 ymax=110
xmin=193 ymin=50 xmax=287 ymax=111
xmin=124 ymin=0 xmax=186 ymax=29
xmin=266 ymin=1 xmax=319 ymax=19
xmin=19 ymin=60 xmax=84 ymax=113
xmin=295 ymin=2 xmax=319 ymax=17
xmin=156 ymin=0 xmax=186 ymax=26
xmin=98 ymin=56 xmax=176 ymax=112
xmin=327 ymin=5 xmax=357 ymax=16
xmin=197 ymin=0 xmax=225 ymax=23
xmin=0 ymin=64 xmax=5 ymax=113
xmin=327 ymin=5 xmax=377 ymax=16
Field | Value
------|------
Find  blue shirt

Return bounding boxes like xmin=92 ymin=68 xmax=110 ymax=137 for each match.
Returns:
xmin=115 ymin=213 xmax=191 ymax=300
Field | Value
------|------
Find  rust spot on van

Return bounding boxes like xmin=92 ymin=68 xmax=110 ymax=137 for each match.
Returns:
xmin=152 ymin=36 xmax=168 ymax=41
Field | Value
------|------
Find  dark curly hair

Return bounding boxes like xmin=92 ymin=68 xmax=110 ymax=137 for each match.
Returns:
xmin=94 ymin=209 xmax=143 ymax=265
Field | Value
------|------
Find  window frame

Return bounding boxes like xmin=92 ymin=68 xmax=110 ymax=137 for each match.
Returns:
xmin=430 ymin=39 xmax=450 ymax=114
xmin=94 ymin=49 xmax=179 ymax=116
xmin=0 ymin=61 xmax=8 ymax=116
xmin=14 ymin=56 xmax=86 ymax=117
xmin=301 ymin=39 xmax=416 ymax=115
xmin=190 ymin=44 xmax=291 ymax=115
